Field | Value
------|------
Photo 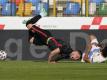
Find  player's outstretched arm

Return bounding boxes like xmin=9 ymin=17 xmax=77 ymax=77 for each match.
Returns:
xmin=83 ymin=36 xmax=92 ymax=63
xmin=48 ymin=48 xmax=60 ymax=64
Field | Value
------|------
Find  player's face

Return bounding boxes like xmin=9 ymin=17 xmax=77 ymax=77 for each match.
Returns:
xmin=70 ymin=51 xmax=81 ymax=61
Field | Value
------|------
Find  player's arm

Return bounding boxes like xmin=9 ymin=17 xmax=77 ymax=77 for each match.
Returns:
xmin=48 ymin=48 xmax=60 ymax=63
xmin=83 ymin=36 xmax=92 ymax=63
xmin=83 ymin=45 xmax=92 ymax=63
xmin=28 ymin=30 xmax=35 ymax=44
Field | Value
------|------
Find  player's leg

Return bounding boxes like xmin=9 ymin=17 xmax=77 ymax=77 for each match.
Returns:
xmin=26 ymin=15 xmax=41 ymax=26
xmin=26 ymin=23 xmax=53 ymax=39
xmin=26 ymin=15 xmax=54 ymax=39
xmin=89 ymin=34 xmax=99 ymax=45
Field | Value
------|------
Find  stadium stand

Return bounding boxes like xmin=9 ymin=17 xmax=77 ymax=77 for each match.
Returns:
xmin=25 ymin=0 xmax=40 ymax=6
xmin=2 ymin=3 xmax=16 ymax=16
xmin=98 ymin=3 xmax=107 ymax=15
xmin=16 ymin=2 xmax=32 ymax=16
xmin=89 ymin=0 xmax=104 ymax=5
xmin=71 ymin=0 xmax=85 ymax=4
xmin=89 ymin=3 xmax=96 ymax=15
xmin=0 ymin=0 xmax=8 ymax=5
xmin=64 ymin=1 xmax=80 ymax=15
xmin=10 ymin=0 xmax=25 ymax=5
xmin=0 ymin=0 xmax=107 ymax=17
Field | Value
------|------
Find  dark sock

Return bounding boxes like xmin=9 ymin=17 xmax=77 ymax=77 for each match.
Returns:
xmin=26 ymin=15 xmax=42 ymax=26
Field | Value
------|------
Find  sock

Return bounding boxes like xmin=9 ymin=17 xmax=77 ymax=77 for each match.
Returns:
xmin=26 ymin=15 xmax=42 ymax=26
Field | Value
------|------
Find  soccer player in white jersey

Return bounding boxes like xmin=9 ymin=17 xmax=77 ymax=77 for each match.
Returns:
xmin=81 ymin=35 xmax=107 ymax=63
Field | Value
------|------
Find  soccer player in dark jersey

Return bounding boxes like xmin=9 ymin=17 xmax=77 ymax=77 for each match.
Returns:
xmin=26 ymin=15 xmax=82 ymax=63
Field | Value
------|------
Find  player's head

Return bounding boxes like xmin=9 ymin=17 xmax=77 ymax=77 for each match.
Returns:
xmin=26 ymin=24 xmax=33 ymax=30
xmin=70 ymin=50 xmax=82 ymax=61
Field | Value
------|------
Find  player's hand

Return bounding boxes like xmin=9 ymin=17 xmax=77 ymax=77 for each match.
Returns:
xmin=84 ymin=59 xmax=91 ymax=63
xmin=29 ymin=37 xmax=35 ymax=43
xmin=83 ymin=54 xmax=88 ymax=59
xmin=83 ymin=54 xmax=91 ymax=63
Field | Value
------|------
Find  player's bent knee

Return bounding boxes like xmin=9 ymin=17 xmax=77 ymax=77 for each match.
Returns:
xmin=29 ymin=41 xmax=33 ymax=44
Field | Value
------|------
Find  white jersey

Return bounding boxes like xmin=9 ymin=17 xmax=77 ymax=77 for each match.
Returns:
xmin=81 ymin=39 xmax=107 ymax=63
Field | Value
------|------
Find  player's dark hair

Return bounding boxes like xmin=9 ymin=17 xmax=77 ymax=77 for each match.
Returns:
xmin=101 ymin=46 xmax=107 ymax=57
xmin=77 ymin=50 xmax=82 ymax=60
xmin=72 ymin=50 xmax=82 ymax=60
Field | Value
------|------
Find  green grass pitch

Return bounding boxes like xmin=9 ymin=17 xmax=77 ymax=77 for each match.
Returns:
xmin=0 ymin=61 xmax=107 ymax=80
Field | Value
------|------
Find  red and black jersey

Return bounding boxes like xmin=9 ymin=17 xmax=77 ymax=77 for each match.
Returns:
xmin=28 ymin=25 xmax=73 ymax=60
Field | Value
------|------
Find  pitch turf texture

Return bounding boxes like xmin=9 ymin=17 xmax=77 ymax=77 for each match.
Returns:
xmin=0 ymin=61 xmax=107 ymax=80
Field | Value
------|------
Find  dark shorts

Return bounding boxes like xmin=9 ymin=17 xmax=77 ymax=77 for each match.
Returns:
xmin=47 ymin=38 xmax=62 ymax=51
xmin=48 ymin=38 xmax=73 ymax=54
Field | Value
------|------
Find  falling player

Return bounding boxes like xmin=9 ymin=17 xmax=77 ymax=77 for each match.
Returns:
xmin=82 ymin=35 xmax=107 ymax=63
xmin=26 ymin=15 xmax=82 ymax=63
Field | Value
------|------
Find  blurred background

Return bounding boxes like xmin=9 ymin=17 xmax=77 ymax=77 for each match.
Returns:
xmin=0 ymin=0 xmax=107 ymax=17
